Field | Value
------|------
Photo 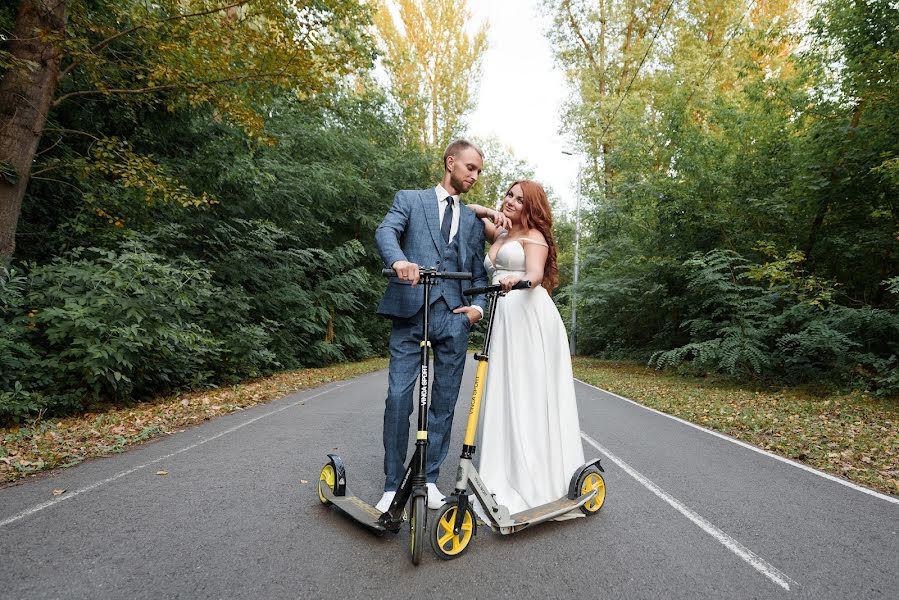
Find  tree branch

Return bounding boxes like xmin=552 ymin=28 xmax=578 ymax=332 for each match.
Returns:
xmin=52 ymin=73 xmax=272 ymax=107
xmin=562 ymin=0 xmax=600 ymax=76
xmin=42 ymin=127 xmax=101 ymax=140
xmin=59 ymin=1 xmax=250 ymax=79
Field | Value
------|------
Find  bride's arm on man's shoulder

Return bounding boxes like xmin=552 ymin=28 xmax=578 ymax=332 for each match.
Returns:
xmin=469 ymin=203 xmax=504 ymax=243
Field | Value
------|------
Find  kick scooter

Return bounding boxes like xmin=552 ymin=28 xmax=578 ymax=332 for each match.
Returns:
xmin=429 ymin=281 xmax=607 ymax=560
xmin=318 ymin=266 xmax=473 ymax=565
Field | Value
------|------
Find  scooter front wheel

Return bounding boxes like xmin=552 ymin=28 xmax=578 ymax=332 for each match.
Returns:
xmin=429 ymin=502 xmax=475 ymax=560
xmin=410 ymin=495 xmax=426 ymax=564
xmin=318 ymin=463 xmax=337 ymax=505
xmin=577 ymin=466 xmax=606 ymax=514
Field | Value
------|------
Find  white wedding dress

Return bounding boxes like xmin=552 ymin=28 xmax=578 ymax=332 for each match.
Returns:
xmin=475 ymin=238 xmax=585 ymax=521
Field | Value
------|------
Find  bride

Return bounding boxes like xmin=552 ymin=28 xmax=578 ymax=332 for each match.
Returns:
xmin=469 ymin=180 xmax=585 ymax=519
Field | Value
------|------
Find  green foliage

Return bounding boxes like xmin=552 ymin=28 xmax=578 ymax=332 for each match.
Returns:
xmin=748 ymin=243 xmax=838 ymax=309
xmin=570 ymin=241 xmax=679 ymax=358
xmin=649 ymin=251 xmax=899 ymax=394
xmin=548 ymin=0 xmax=899 ymax=393
xmin=148 ymin=220 xmax=378 ymax=370
xmin=57 ymin=0 xmax=375 ymax=135
xmin=26 ymin=240 xmax=222 ymax=402
xmin=651 ymin=250 xmax=776 ymax=376
xmin=0 ymin=268 xmax=44 ymax=421
xmin=5 ymin=78 xmax=431 ymax=421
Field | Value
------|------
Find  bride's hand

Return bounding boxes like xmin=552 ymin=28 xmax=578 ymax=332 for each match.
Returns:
xmin=490 ymin=209 xmax=512 ymax=231
xmin=499 ymin=275 xmax=521 ymax=293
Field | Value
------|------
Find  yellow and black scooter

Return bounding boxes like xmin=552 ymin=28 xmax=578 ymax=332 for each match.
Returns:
xmin=429 ymin=280 xmax=607 ymax=560
xmin=317 ymin=267 xmax=472 ymax=565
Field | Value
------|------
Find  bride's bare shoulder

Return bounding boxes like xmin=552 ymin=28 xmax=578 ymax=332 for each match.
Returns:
xmin=520 ymin=229 xmax=548 ymax=247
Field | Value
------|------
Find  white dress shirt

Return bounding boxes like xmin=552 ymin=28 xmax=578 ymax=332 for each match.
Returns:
xmin=435 ymin=184 xmax=460 ymax=242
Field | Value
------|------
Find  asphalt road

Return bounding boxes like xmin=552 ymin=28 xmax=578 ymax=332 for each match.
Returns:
xmin=1 ymin=356 xmax=897 ymax=600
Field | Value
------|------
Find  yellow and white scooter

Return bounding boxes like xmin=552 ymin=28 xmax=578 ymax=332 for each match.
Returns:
xmin=429 ymin=280 xmax=606 ymax=560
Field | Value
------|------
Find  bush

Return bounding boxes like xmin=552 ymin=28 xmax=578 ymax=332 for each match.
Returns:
xmin=24 ymin=240 xmax=222 ymax=404
xmin=0 ymin=267 xmax=47 ymax=421
xmin=648 ymin=250 xmax=899 ymax=394
xmin=149 ymin=220 xmax=379 ymax=369
xmin=650 ymin=250 xmax=778 ymax=376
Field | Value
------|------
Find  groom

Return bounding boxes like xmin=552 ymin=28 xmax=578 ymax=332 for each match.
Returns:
xmin=374 ymin=139 xmax=502 ymax=511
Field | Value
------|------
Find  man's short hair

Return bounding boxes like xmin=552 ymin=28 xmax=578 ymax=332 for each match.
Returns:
xmin=444 ymin=139 xmax=484 ymax=171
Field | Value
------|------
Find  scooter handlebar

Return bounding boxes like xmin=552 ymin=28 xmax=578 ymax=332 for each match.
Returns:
xmin=462 ymin=280 xmax=532 ymax=296
xmin=381 ymin=268 xmax=473 ymax=280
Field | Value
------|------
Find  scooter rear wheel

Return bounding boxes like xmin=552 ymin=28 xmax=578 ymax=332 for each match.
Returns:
xmin=318 ymin=463 xmax=337 ymax=505
xmin=410 ymin=495 xmax=426 ymax=564
xmin=429 ymin=502 xmax=475 ymax=560
xmin=577 ymin=466 xmax=606 ymax=514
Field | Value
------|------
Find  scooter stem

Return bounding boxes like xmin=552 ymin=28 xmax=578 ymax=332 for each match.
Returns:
xmin=463 ymin=359 xmax=488 ymax=446
xmin=463 ymin=291 xmax=499 ymax=448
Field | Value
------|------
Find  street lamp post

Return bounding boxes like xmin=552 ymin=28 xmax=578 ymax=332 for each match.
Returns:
xmin=562 ymin=151 xmax=581 ymax=356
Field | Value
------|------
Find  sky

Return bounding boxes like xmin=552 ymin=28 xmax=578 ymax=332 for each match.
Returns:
xmin=466 ymin=0 xmax=580 ymax=213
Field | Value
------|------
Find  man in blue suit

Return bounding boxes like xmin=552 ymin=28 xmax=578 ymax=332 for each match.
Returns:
xmin=374 ymin=139 xmax=508 ymax=511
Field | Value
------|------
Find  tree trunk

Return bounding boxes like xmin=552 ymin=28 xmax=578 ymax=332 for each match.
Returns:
xmin=0 ymin=0 xmax=68 ymax=263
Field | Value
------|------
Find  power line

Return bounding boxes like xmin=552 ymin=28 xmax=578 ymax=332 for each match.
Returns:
xmin=641 ymin=0 xmax=757 ymax=159
xmin=597 ymin=0 xmax=677 ymax=146
xmin=682 ymin=0 xmax=758 ymax=110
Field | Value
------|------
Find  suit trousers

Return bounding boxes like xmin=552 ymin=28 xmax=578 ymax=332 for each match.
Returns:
xmin=383 ymin=298 xmax=471 ymax=490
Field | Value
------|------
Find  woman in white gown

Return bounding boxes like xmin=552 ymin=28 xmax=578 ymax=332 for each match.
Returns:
xmin=468 ymin=180 xmax=585 ymax=520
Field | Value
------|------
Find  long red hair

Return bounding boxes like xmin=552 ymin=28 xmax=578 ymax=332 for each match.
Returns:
xmin=507 ymin=180 xmax=559 ymax=291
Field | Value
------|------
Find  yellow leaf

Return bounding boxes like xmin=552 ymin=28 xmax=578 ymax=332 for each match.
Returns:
xmin=52 ymin=489 xmax=66 ymax=496
xmin=156 ymin=470 xmax=169 ymax=476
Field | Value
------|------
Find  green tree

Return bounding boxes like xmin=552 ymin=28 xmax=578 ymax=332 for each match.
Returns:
xmin=0 ymin=0 xmax=373 ymax=261
xmin=545 ymin=0 xmax=899 ymax=390
xmin=373 ymin=0 xmax=488 ymax=148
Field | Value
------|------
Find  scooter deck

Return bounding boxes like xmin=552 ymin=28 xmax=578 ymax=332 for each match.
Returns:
xmin=502 ymin=490 xmax=597 ymax=530
xmin=319 ymin=482 xmax=389 ymax=533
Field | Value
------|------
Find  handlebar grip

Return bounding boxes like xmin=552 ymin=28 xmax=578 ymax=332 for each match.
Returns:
xmin=382 ymin=268 xmax=397 ymax=277
xmin=462 ymin=280 xmax=532 ymax=296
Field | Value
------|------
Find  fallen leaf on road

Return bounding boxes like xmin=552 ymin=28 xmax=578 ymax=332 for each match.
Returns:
xmin=52 ymin=489 xmax=66 ymax=496
xmin=300 ymin=479 xmax=308 ymax=484
xmin=156 ymin=470 xmax=168 ymax=476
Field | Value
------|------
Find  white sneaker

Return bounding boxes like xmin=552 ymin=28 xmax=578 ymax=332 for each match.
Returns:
xmin=426 ymin=483 xmax=446 ymax=509
xmin=375 ymin=490 xmax=396 ymax=513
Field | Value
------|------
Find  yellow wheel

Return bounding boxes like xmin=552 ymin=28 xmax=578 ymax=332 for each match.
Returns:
xmin=577 ymin=466 xmax=606 ymax=515
xmin=429 ymin=502 xmax=475 ymax=560
xmin=410 ymin=495 xmax=426 ymax=565
xmin=318 ymin=464 xmax=336 ymax=505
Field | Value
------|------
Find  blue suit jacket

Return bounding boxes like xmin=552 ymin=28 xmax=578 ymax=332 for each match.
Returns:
xmin=375 ymin=189 xmax=488 ymax=319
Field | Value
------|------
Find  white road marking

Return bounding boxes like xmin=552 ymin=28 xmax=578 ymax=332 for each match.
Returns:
xmin=577 ymin=379 xmax=899 ymax=505
xmin=0 ymin=383 xmax=350 ymax=528
xmin=581 ymin=432 xmax=797 ymax=591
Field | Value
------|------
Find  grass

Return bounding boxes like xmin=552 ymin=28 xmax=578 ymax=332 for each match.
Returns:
xmin=572 ymin=357 xmax=899 ymax=497
xmin=0 ymin=357 xmax=388 ymax=485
